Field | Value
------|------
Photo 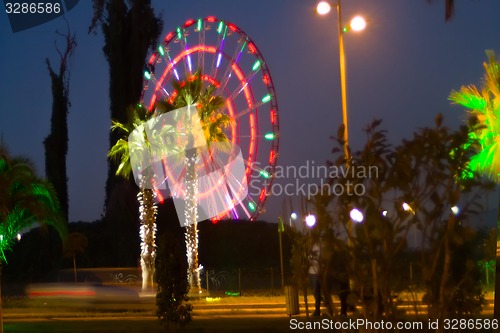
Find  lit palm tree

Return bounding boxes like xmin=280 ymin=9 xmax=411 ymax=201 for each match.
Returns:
xmin=449 ymin=52 xmax=500 ymax=181
xmin=0 ymin=143 xmax=66 ymax=333
xmin=157 ymin=69 xmax=230 ymax=292
xmin=449 ymin=50 xmax=500 ymax=318
xmin=108 ymin=105 xmax=166 ymax=290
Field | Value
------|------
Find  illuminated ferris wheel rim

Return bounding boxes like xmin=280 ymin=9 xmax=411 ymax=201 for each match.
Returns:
xmin=141 ymin=16 xmax=279 ymax=220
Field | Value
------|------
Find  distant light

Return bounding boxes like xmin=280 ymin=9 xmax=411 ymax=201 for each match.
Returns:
xmin=264 ymin=132 xmax=276 ymax=140
xmin=305 ymin=214 xmax=316 ymax=228
xmin=290 ymin=212 xmax=298 ymax=220
xmin=382 ymin=210 xmax=388 ymax=217
xmin=451 ymin=206 xmax=460 ymax=215
xmin=317 ymin=1 xmax=331 ymax=15
xmin=350 ymin=16 xmax=367 ymax=32
xmin=350 ymin=208 xmax=364 ymax=223
xmin=402 ymin=202 xmax=414 ymax=214
xmin=259 ymin=170 xmax=271 ymax=179
xmin=216 ymin=53 xmax=223 ymax=68
xmin=217 ymin=21 xmax=224 ymax=34
xmin=252 ymin=60 xmax=261 ymax=71
xmin=17 ymin=233 xmax=22 ymax=241
xmin=262 ymin=94 xmax=272 ymax=103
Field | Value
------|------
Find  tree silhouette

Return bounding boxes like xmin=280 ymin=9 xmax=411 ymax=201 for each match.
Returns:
xmin=44 ymin=24 xmax=77 ymax=222
xmin=89 ymin=0 xmax=162 ymax=225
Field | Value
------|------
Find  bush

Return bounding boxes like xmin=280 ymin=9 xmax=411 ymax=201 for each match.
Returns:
xmin=155 ymin=230 xmax=192 ymax=332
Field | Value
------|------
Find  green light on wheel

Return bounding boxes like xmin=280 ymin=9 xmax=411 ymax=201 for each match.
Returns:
xmin=260 ymin=170 xmax=271 ymax=179
xmin=261 ymin=94 xmax=272 ymax=103
xmin=197 ymin=18 xmax=202 ymax=31
xmin=158 ymin=45 xmax=165 ymax=56
xmin=217 ymin=22 xmax=224 ymax=34
xmin=252 ymin=60 xmax=261 ymax=71
xmin=144 ymin=71 xmax=151 ymax=80
xmin=264 ymin=133 xmax=275 ymax=140
xmin=248 ymin=202 xmax=256 ymax=211
xmin=177 ymin=27 xmax=182 ymax=40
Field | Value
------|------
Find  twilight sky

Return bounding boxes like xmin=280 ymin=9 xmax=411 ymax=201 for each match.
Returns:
xmin=1 ymin=0 xmax=500 ymax=224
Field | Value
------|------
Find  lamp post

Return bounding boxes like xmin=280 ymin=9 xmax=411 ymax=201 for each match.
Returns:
xmin=316 ymin=0 xmax=365 ymax=246
xmin=278 ymin=217 xmax=285 ymax=289
xmin=316 ymin=0 xmax=365 ymax=161
xmin=290 ymin=212 xmax=298 ymax=227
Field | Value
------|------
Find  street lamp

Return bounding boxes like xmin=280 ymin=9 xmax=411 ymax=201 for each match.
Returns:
xmin=290 ymin=212 xmax=298 ymax=227
xmin=349 ymin=208 xmax=364 ymax=223
xmin=316 ymin=0 xmax=366 ymax=162
xmin=305 ymin=214 xmax=317 ymax=228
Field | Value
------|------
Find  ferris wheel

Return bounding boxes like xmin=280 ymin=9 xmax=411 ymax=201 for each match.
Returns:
xmin=141 ymin=16 xmax=279 ymax=221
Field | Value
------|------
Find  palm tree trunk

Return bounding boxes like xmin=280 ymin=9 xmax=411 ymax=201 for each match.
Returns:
xmin=185 ymin=150 xmax=201 ymax=292
xmin=138 ymin=188 xmax=157 ymax=290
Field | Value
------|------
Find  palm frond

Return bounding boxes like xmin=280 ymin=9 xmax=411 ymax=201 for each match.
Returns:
xmin=450 ymin=52 xmax=500 ymax=183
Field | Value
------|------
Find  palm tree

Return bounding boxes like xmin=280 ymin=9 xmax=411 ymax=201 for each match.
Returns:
xmin=0 ymin=143 xmax=66 ymax=333
xmin=449 ymin=51 xmax=500 ymax=319
xmin=157 ymin=69 xmax=230 ymax=292
xmin=108 ymin=105 xmax=162 ymax=290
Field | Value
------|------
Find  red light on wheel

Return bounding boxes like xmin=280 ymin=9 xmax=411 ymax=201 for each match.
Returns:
xmin=227 ymin=23 xmax=237 ymax=32
xmin=184 ymin=19 xmax=195 ymax=27
xmin=262 ymin=74 xmax=270 ymax=86
xmin=165 ymin=32 xmax=175 ymax=42
xmin=259 ymin=189 xmax=266 ymax=201
xmin=269 ymin=150 xmax=276 ymax=164
xmin=270 ymin=109 xmax=277 ymax=124
xmin=248 ymin=43 xmax=256 ymax=54
xmin=148 ymin=54 xmax=156 ymax=65
xmin=206 ymin=16 xmax=216 ymax=22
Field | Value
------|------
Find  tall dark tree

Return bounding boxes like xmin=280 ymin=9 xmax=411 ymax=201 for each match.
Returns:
xmin=44 ymin=27 xmax=77 ymax=222
xmin=89 ymin=0 xmax=163 ymax=224
xmin=427 ymin=0 xmax=455 ymax=21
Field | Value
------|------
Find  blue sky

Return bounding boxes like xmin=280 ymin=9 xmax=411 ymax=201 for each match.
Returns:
xmin=1 ymin=0 xmax=499 ymax=224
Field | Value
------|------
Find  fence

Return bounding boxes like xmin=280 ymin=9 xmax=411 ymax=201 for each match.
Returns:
xmin=202 ymin=267 xmax=289 ymax=296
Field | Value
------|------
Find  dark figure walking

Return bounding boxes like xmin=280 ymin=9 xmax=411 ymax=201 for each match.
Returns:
xmin=308 ymin=242 xmax=321 ymax=316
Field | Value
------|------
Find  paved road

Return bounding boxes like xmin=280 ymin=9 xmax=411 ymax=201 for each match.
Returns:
xmin=3 ymin=294 xmax=495 ymax=332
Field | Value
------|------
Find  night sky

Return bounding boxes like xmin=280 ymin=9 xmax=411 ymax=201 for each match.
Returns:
xmin=1 ymin=0 xmax=500 ymax=224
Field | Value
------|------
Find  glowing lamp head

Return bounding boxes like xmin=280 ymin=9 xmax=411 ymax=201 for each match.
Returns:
xmin=316 ymin=1 xmax=331 ymax=15
xmin=290 ymin=212 xmax=298 ymax=220
xmin=402 ymin=202 xmax=415 ymax=214
xmin=451 ymin=205 xmax=460 ymax=215
xmin=350 ymin=208 xmax=364 ymax=223
xmin=350 ymin=16 xmax=366 ymax=32
xmin=305 ymin=214 xmax=316 ymax=228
